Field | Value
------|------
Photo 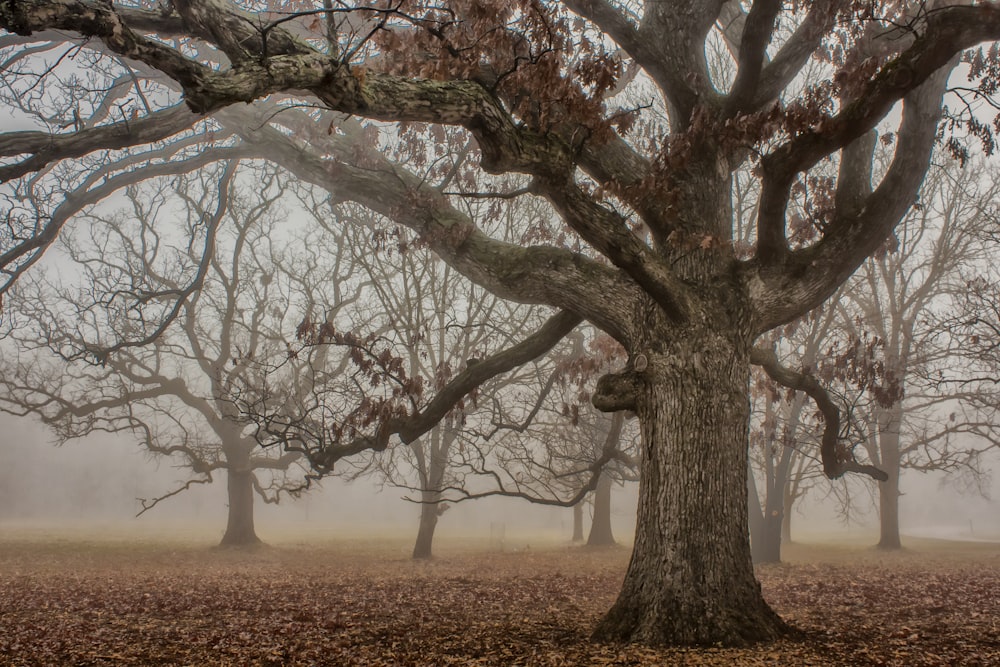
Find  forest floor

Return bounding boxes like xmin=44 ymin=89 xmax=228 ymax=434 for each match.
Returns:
xmin=0 ymin=531 xmax=997 ymax=666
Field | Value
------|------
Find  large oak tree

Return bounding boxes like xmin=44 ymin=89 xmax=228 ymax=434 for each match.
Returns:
xmin=4 ymin=0 xmax=1000 ymax=646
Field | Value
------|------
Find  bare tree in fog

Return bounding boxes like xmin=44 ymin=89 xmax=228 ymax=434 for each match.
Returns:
xmin=747 ymin=302 xmax=841 ymax=563
xmin=826 ymin=157 xmax=1000 ymax=550
xmin=7 ymin=0 xmax=1000 ymax=645
xmin=471 ymin=330 xmax=640 ymax=548
xmin=0 ymin=163 xmax=365 ymax=545
xmin=304 ymin=198 xmax=556 ymax=559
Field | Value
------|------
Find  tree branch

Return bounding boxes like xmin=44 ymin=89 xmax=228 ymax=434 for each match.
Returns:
xmin=0 ymin=103 xmax=199 ymax=183
xmin=750 ymin=345 xmax=889 ymax=481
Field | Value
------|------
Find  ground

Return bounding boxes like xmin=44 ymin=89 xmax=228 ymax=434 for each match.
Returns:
xmin=0 ymin=528 xmax=997 ymax=666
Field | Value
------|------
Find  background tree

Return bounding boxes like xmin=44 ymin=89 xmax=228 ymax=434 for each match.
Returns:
xmin=0 ymin=162 xmax=365 ymax=545
xmin=330 ymin=199 xmax=556 ymax=560
xmin=520 ymin=332 xmax=638 ymax=548
xmin=828 ymin=156 xmax=1000 ymax=549
xmin=6 ymin=0 xmax=1000 ymax=646
xmin=748 ymin=303 xmax=839 ymax=563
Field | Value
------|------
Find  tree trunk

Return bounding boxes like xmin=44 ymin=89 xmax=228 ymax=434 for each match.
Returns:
xmin=749 ymin=459 xmax=783 ymax=564
xmin=587 ymin=473 xmax=616 ymax=546
xmin=781 ymin=481 xmax=793 ymax=543
xmin=220 ymin=466 xmax=261 ymax=547
xmin=751 ymin=513 xmax=782 ymax=564
xmin=572 ymin=500 xmax=585 ymax=542
xmin=877 ymin=405 xmax=903 ymax=550
xmin=593 ymin=338 xmax=787 ymax=645
xmin=412 ymin=489 xmax=441 ymax=559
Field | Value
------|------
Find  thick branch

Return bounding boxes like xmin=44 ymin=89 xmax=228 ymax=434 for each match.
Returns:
xmin=751 ymin=346 xmax=889 ymax=481
xmin=229 ymin=116 xmax=636 ymax=336
xmin=397 ymin=310 xmax=582 ymax=444
xmin=750 ymin=0 xmax=843 ymax=109
xmin=750 ymin=57 xmax=953 ymax=332
xmin=726 ymin=0 xmax=782 ymax=113
xmin=0 ymin=104 xmax=198 ymax=183
xmin=637 ymin=2 xmax=725 ymax=126
xmin=754 ymin=4 xmax=1000 ymax=265
xmin=277 ymin=310 xmax=581 ymax=473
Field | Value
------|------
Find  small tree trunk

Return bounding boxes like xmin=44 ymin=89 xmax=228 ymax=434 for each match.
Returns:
xmin=877 ymin=406 xmax=903 ymax=550
xmin=220 ymin=467 xmax=261 ymax=547
xmin=572 ymin=500 xmax=585 ymax=542
xmin=749 ymin=458 xmax=782 ymax=564
xmin=587 ymin=473 xmax=616 ymax=546
xmin=878 ymin=477 xmax=902 ymax=549
xmin=412 ymin=489 xmax=441 ymax=559
xmin=751 ymin=512 xmax=782 ymax=564
xmin=593 ymin=341 xmax=787 ymax=645
xmin=747 ymin=468 xmax=765 ymax=557
xmin=781 ymin=481 xmax=793 ymax=543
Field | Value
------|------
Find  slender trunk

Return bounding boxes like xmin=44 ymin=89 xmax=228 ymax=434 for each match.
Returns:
xmin=878 ymin=471 xmax=901 ymax=549
xmin=587 ymin=473 xmax=616 ymax=546
xmin=412 ymin=489 xmax=441 ymax=559
xmin=410 ymin=426 xmax=451 ymax=559
xmin=877 ymin=405 xmax=903 ymax=550
xmin=220 ymin=466 xmax=261 ymax=547
xmin=781 ymin=481 xmax=793 ymax=543
xmin=752 ymin=514 xmax=782 ymax=564
xmin=572 ymin=500 xmax=585 ymax=542
xmin=593 ymin=340 xmax=787 ymax=645
xmin=747 ymin=463 xmax=765 ymax=558
xmin=748 ymin=464 xmax=782 ymax=564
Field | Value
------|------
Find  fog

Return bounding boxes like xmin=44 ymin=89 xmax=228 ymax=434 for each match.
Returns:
xmin=3 ymin=412 xmax=997 ymax=547
xmin=0 ymin=414 xmax=596 ymax=545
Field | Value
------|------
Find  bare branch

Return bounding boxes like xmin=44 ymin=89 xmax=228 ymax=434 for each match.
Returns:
xmin=751 ymin=345 xmax=889 ymax=481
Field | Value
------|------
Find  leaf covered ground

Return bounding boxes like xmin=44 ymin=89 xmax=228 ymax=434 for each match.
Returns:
xmin=0 ymin=532 xmax=997 ymax=666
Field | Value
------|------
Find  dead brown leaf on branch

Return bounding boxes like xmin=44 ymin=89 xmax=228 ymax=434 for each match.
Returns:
xmin=0 ymin=537 xmax=997 ymax=666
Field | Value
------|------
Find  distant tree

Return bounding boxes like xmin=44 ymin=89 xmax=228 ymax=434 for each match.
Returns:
xmin=937 ymin=270 xmax=1000 ymax=486
xmin=411 ymin=326 xmax=641 ymax=546
xmin=748 ymin=304 xmax=839 ymax=563
xmin=0 ymin=163 xmax=363 ymax=545
xmin=332 ymin=201 xmax=554 ymax=560
xmin=828 ymin=157 xmax=1000 ymax=549
xmin=8 ymin=0 xmax=1000 ymax=645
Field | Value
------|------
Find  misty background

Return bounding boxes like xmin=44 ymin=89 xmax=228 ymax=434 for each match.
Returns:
xmin=3 ymin=411 xmax=997 ymax=545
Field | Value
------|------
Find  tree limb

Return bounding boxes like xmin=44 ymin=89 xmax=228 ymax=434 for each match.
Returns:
xmin=0 ymin=104 xmax=199 ymax=183
xmin=750 ymin=345 xmax=889 ymax=481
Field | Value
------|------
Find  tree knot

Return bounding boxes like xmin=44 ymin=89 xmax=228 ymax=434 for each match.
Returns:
xmin=592 ymin=370 xmax=640 ymax=413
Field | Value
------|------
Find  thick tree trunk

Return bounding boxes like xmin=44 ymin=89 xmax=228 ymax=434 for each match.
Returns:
xmin=412 ymin=489 xmax=441 ymax=559
xmin=572 ymin=500 xmax=585 ymax=542
xmin=587 ymin=473 xmax=616 ymax=546
xmin=593 ymin=339 xmax=787 ymax=645
xmin=220 ymin=466 xmax=261 ymax=547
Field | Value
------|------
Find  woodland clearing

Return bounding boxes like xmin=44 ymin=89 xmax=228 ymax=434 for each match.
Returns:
xmin=0 ymin=531 xmax=997 ymax=666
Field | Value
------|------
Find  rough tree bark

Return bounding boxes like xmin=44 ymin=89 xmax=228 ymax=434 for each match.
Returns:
xmin=593 ymin=329 xmax=787 ymax=645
